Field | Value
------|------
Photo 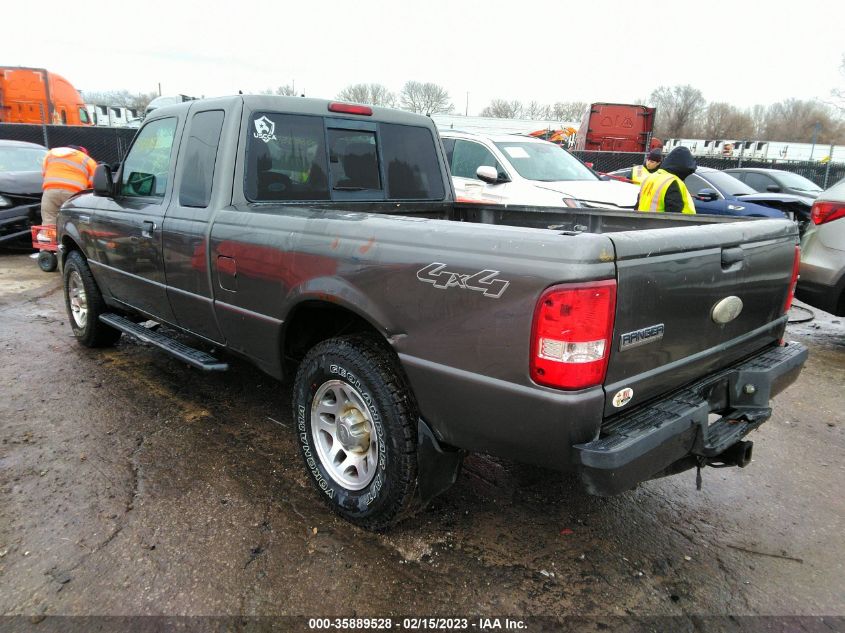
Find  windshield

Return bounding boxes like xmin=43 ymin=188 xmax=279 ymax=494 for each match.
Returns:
xmin=0 ymin=147 xmax=46 ymax=172
xmin=775 ymin=171 xmax=823 ymax=192
xmin=703 ymin=170 xmax=756 ymax=196
xmin=494 ymin=141 xmax=597 ymax=182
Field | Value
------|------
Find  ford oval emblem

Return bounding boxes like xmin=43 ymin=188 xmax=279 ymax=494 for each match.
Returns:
xmin=711 ymin=296 xmax=744 ymax=324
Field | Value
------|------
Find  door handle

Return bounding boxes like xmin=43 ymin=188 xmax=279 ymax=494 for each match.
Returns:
xmin=141 ymin=220 xmax=157 ymax=239
xmin=721 ymin=247 xmax=745 ymax=269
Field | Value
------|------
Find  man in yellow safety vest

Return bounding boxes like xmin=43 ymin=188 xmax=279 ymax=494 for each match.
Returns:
xmin=631 ymin=147 xmax=662 ymax=184
xmin=636 ymin=146 xmax=697 ymax=214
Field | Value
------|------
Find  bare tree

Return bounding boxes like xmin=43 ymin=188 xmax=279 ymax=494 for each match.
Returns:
xmin=336 ymin=83 xmax=396 ymax=107
xmin=550 ymin=101 xmax=588 ymax=121
xmin=266 ymin=84 xmax=297 ymax=96
xmin=831 ymin=53 xmax=845 ymax=112
xmin=480 ymin=99 xmax=524 ymax=118
xmin=399 ymin=81 xmax=453 ymax=114
xmin=748 ymin=104 xmax=768 ymax=138
xmin=649 ymin=85 xmax=705 ymax=137
xmin=524 ymin=101 xmax=551 ymax=119
xmin=702 ymin=102 xmax=754 ymax=139
xmin=764 ymin=99 xmax=845 ymax=143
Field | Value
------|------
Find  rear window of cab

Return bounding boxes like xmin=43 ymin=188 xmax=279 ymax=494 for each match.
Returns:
xmin=244 ymin=112 xmax=445 ymax=202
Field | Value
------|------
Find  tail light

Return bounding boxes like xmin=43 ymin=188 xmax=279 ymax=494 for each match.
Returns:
xmin=328 ymin=102 xmax=373 ymax=116
xmin=811 ymin=201 xmax=845 ymax=225
xmin=783 ymin=245 xmax=801 ymax=314
xmin=530 ymin=280 xmax=617 ymax=390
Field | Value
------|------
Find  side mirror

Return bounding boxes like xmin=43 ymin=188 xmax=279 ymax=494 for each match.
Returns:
xmin=766 ymin=184 xmax=781 ymax=192
xmin=93 ymin=164 xmax=114 ymax=197
xmin=695 ymin=188 xmax=719 ymax=202
xmin=476 ymin=165 xmax=502 ymax=184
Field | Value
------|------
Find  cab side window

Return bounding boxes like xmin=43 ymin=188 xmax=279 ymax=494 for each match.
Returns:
xmin=180 ymin=110 xmax=225 ymax=208
xmin=120 ymin=117 xmax=178 ymax=198
xmin=450 ymin=140 xmax=503 ymax=180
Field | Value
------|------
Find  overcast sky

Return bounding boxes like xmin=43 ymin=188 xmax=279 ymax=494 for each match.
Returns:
xmin=7 ymin=0 xmax=843 ymax=115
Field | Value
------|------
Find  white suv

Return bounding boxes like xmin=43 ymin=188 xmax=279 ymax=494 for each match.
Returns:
xmin=796 ymin=178 xmax=845 ymax=316
xmin=439 ymin=130 xmax=639 ymax=209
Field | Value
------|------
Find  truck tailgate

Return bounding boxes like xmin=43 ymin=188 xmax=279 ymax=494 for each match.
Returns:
xmin=603 ymin=219 xmax=797 ymax=416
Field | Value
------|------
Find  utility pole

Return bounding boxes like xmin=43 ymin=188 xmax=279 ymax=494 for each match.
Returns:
xmin=158 ymin=83 xmax=162 ymax=97
xmin=465 ymin=92 xmax=469 ymax=117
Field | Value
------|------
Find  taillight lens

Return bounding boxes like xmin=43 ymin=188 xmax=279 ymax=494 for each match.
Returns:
xmin=783 ymin=245 xmax=801 ymax=314
xmin=811 ymin=201 xmax=845 ymax=225
xmin=530 ymin=280 xmax=617 ymax=390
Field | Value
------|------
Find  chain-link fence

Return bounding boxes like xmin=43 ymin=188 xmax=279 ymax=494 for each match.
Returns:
xmin=0 ymin=123 xmax=136 ymax=165
xmin=571 ymin=150 xmax=845 ymax=189
xmin=2 ymin=122 xmax=843 ymax=190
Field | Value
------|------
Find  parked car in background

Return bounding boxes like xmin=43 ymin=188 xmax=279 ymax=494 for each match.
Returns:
xmin=796 ymin=179 xmax=845 ymax=316
xmin=724 ymin=168 xmax=823 ymax=198
xmin=441 ymin=131 xmax=640 ymax=209
xmin=0 ymin=140 xmax=46 ymax=246
xmin=610 ymin=166 xmax=810 ymax=225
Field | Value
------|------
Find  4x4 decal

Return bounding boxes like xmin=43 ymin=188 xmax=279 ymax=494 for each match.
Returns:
xmin=416 ymin=263 xmax=510 ymax=299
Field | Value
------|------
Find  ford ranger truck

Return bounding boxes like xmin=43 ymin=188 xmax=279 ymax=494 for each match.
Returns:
xmin=56 ymin=95 xmax=807 ymax=529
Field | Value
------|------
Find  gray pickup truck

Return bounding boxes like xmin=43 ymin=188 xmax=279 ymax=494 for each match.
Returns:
xmin=57 ymin=95 xmax=807 ymax=529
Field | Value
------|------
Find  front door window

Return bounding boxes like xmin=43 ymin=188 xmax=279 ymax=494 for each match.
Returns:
xmin=120 ymin=117 xmax=178 ymax=198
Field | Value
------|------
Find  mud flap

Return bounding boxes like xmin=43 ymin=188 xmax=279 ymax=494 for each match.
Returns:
xmin=417 ymin=419 xmax=463 ymax=504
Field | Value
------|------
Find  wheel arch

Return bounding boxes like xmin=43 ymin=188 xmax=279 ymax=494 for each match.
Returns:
xmin=59 ymin=230 xmax=84 ymax=267
xmin=280 ymin=298 xmax=396 ymax=378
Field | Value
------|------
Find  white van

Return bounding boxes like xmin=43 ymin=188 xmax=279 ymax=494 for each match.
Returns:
xmin=440 ymin=130 xmax=639 ymax=209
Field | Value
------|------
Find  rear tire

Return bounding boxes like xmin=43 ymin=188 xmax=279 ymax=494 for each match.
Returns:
xmin=292 ymin=335 xmax=419 ymax=530
xmin=63 ymin=250 xmax=121 ymax=348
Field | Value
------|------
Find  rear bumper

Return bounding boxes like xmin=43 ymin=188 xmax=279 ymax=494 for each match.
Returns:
xmin=796 ymin=278 xmax=844 ymax=316
xmin=574 ymin=342 xmax=808 ymax=495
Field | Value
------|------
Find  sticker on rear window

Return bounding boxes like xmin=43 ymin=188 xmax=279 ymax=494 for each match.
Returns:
xmin=253 ymin=115 xmax=277 ymax=143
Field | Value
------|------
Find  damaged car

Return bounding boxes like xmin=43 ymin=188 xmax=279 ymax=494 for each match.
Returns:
xmin=0 ymin=139 xmax=46 ymax=246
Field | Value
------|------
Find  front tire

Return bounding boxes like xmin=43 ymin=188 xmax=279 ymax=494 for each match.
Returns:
xmin=292 ymin=335 xmax=418 ymax=530
xmin=63 ymin=250 xmax=121 ymax=348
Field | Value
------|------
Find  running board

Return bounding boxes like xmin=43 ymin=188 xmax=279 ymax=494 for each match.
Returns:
xmin=99 ymin=313 xmax=229 ymax=372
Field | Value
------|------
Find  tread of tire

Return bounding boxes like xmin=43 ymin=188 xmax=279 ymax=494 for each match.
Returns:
xmin=298 ymin=334 xmax=420 ymax=530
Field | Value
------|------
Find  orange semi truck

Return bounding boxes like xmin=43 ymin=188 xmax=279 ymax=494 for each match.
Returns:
xmin=0 ymin=67 xmax=91 ymax=125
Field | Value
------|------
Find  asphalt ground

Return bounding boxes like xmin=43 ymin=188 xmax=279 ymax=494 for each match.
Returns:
xmin=0 ymin=251 xmax=843 ymax=627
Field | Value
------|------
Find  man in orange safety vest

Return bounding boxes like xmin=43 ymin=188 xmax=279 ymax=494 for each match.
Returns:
xmin=40 ymin=145 xmax=97 ymax=227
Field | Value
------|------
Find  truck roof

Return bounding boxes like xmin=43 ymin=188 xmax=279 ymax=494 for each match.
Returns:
xmin=147 ymin=94 xmax=438 ymax=128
